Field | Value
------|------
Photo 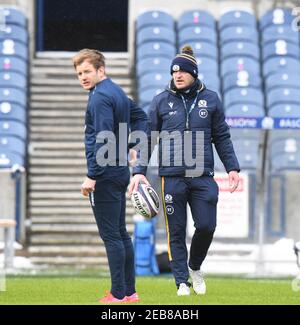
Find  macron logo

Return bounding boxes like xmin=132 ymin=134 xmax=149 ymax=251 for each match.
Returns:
xmin=168 ymin=102 xmax=174 ymax=109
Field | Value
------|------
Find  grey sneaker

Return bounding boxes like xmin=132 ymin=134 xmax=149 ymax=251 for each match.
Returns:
xmin=189 ymin=267 xmax=206 ymax=295
xmin=177 ymin=283 xmax=190 ymax=296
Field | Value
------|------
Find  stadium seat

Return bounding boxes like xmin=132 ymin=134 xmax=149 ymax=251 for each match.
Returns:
xmin=136 ymin=26 xmax=175 ymax=46
xmin=0 ymin=8 xmax=27 ymax=27
xmin=224 ymin=88 xmax=264 ymax=107
xmin=178 ymin=26 xmax=217 ymax=45
xmin=232 ymin=138 xmax=260 ymax=169
xmin=0 ymin=151 xmax=24 ymax=168
xmin=197 ymin=56 xmax=218 ymax=74
xmin=136 ymin=56 xmax=169 ymax=77
xmin=136 ymin=41 xmax=176 ymax=61
xmin=222 ymin=71 xmax=261 ymax=93
xmin=0 ymin=135 xmax=25 ymax=156
xmin=181 ymin=41 xmax=218 ymax=60
xmin=138 ymin=72 xmax=170 ymax=92
xmin=219 ymin=10 xmax=256 ymax=30
xmin=261 ymin=25 xmax=299 ymax=45
xmin=269 ymin=129 xmax=300 ymax=143
xmin=225 ymin=103 xmax=265 ymax=117
xmin=230 ymin=128 xmax=263 ymax=141
xmin=0 ymin=71 xmax=27 ymax=90
xmin=263 ymin=57 xmax=300 ymax=78
xmin=0 ymin=39 xmax=28 ymax=61
xmin=177 ymin=10 xmax=216 ymax=30
xmin=221 ymin=57 xmax=260 ymax=78
xmin=198 ymin=73 xmax=220 ymax=93
xmin=136 ymin=10 xmax=174 ymax=31
xmin=220 ymin=26 xmax=258 ymax=45
xmin=0 ymin=56 xmax=27 ymax=75
xmin=0 ymin=120 xmax=26 ymax=139
xmin=0 ymin=25 xmax=28 ymax=44
xmin=262 ymin=40 xmax=300 ymax=61
xmin=0 ymin=101 xmax=26 ymax=122
xmin=267 ymin=88 xmax=300 ymax=108
xmin=221 ymin=41 xmax=260 ymax=61
xmin=0 ymin=87 xmax=26 ymax=106
xmin=139 ymin=87 xmax=164 ymax=107
xmin=260 ymin=8 xmax=294 ymax=31
xmin=268 ymin=104 xmax=300 ymax=117
xmin=265 ymin=72 xmax=300 ymax=91
xmin=270 ymin=137 xmax=300 ymax=157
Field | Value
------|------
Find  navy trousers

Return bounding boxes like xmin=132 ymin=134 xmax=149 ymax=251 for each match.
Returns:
xmin=89 ymin=169 xmax=135 ymax=299
xmin=161 ymin=176 xmax=219 ymax=287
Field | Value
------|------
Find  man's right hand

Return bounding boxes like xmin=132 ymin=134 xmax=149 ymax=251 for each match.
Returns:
xmin=128 ymin=174 xmax=150 ymax=196
xmin=81 ymin=177 xmax=96 ymax=197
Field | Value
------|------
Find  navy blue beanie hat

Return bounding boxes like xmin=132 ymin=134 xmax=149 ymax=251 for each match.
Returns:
xmin=170 ymin=45 xmax=198 ymax=79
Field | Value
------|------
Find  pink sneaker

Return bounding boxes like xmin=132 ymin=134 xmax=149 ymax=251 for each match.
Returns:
xmin=125 ymin=292 xmax=140 ymax=303
xmin=98 ymin=291 xmax=127 ymax=304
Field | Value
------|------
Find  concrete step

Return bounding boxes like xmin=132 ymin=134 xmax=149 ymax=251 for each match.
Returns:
xmin=29 ymin=256 xmax=109 ymax=266
xmin=30 ymin=117 xmax=85 ymax=125
xmin=30 ymin=134 xmax=84 ymax=141
xmin=28 ymin=245 xmax=106 ymax=256
xmin=29 ymin=167 xmax=86 ymax=175
xmin=29 ymin=175 xmax=84 ymax=183
xmin=30 ymin=110 xmax=85 ymax=117
xmin=30 ymin=217 xmax=95 ymax=224
xmin=30 ymin=126 xmax=84 ymax=133
xmin=30 ymin=101 xmax=86 ymax=109
xmin=30 ymin=234 xmax=102 ymax=245
xmin=29 ymin=184 xmax=82 ymax=191
xmin=29 ymin=142 xmax=83 ymax=149
xmin=29 ymin=207 xmax=93 ymax=215
xmin=30 ymin=151 xmax=85 ymax=158
xmin=30 ymin=224 xmax=99 ymax=233
xmin=29 ymin=158 xmax=85 ymax=166
xmin=31 ymin=94 xmax=88 ymax=102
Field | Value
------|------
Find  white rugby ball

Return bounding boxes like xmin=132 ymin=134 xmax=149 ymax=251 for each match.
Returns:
xmin=131 ymin=183 xmax=160 ymax=219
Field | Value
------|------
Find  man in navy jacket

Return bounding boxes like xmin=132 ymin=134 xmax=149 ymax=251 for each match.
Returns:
xmin=73 ymin=49 xmax=148 ymax=303
xmin=130 ymin=45 xmax=240 ymax=296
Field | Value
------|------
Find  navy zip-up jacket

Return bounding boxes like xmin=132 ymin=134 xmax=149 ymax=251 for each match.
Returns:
xmin=85 ymin=78 xmax=148 ymax=179
xmin=133 ymin=79 xmax=240 ymax=177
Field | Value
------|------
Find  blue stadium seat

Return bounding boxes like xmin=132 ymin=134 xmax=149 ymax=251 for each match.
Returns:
xmin=0 ymin=101 xmax=26 ymax=123
xmin=223 ymin=71 xmax=261 ymax=93
xmin=225 ymin=103 xmax=265 ymax=117
xmin=0 ymin=56 xmax=27 ymax=75
xmin=181 ymin=41 xmax=218 ymax=60
xmin=233 ymin=138 xmax=260 ymax=169
xmin=0 ymin=87 xmax=26 ymax=106
xmin=219 ymin=10 xmax=256 ymax=30
xmin=221 ymin=57 xmax=260 ymax=77
xmin=198 ymin=73 xmax=220 ymax=93
xmin=262 ymin=40 xmax=300 ymax=61
xmin=267 ymin=88 xmax=300 ymax=108
xmin=197 ymin=56 xmax=218 ymax=74
xmin=136 ymin=26 xmax=175 ymax=46
xmin=0 ymin=39 xmax=28 ymax=61
xmin=136 ymin=10 xmax=174 ymax=31
xmin=0 ymin=71 xmax=27 ymax=89
xmin=0 ymin=120 xmax=26 ymax=139
xmin=268 ymin=104 xmax=300 ymax=117
xmin=220 ymin=26 xmax=258 ymax=45
xmin=0 ymin=151 xmax=24 ymax=168
xmin=221 ymin=41 xmax=260 ymax=61
xmin=0 ymin=25 xmax=28 ymax=44
xmin=0 ymin=8 xmax=27 ymax=27
xmin=263 ymin=56 xmax=300 ymax=78
xmin=260 ymin=8 xmax=294 ymax=31
xmin=224 ymin=88 xmax=263 ymax=107
xmin=138 ymin=72 xmax=170 ymax=92
xmin=269 ymin=150 xmax=300 ymax=172
xmin=0 ymin=135 xmax=25 ymax=156
xmin=136 ymin=42 xmax=176 ymax=61
xmin=230 ymin=128 xmax=263 ymax=141
xmin=265 ymin=72 xmax=300 ymax=91
xmin=177 ymin=10 xmax=216 ymax=30
xmin=139 ymin=87 xmax=164 ymax=107
xmin=178 ymin=26 xmax=217 ymax=45
xmin=136 ymin=56 xmax=169 ymax=77
xmin=262 ymin=25 xmax=299 ymax=45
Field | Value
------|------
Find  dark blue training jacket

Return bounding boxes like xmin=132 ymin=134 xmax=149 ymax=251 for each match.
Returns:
xmin=85 ymin=78 xmax=148 ymax=179
xmin=133 ymin=79 xmax=240 ymax=177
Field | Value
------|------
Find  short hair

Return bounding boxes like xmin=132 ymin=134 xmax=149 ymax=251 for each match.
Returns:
xmin=72 ymin=49 xmax=105 ymax=70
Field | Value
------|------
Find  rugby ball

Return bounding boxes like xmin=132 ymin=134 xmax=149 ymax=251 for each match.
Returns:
xmin=131 ymin=183 xmax=160 ymax=219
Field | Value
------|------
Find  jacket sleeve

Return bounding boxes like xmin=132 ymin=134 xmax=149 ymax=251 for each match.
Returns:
xmin=132 ymin=97 xmax=162 ymax=176
xmin=212 ymin=95 xmax=240 ymax=173
xmin=86 ymin=93 xmax=114 ymax=179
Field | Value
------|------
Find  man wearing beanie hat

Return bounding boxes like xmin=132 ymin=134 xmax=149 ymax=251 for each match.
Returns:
xmin=130 ymin=45 xmax=240 ymax=296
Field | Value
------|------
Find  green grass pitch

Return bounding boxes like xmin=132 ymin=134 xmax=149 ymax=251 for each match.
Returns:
xmin=0 ymin=276 xmax=299 ymax=305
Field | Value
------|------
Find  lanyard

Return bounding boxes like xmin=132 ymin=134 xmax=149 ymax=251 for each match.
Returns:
xmin=180 ymin=90 xmax=200 ymax=131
